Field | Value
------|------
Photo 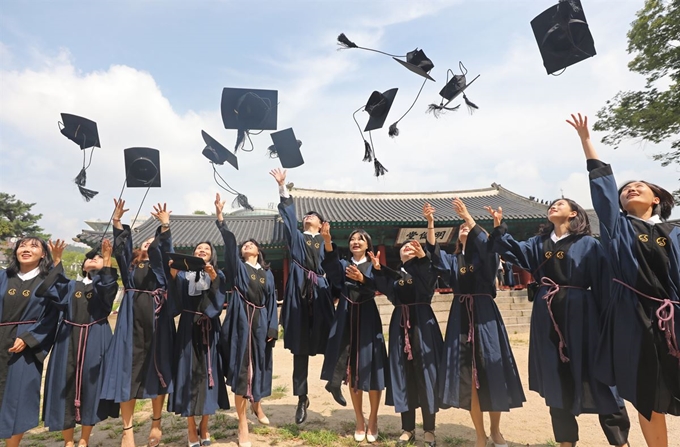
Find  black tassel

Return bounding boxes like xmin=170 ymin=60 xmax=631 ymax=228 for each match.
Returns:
xmin=267 ymin=144 xmax=279 ymax=159
xmin=426 ymin=103 xmax=460 ymax=118
xmin=78 ymin=186 xmax=98 ymax=202
xmin=232 ymin=194 xmax=254 ymax=211
xmin=388 ymin=122 xmax=399 ymax=138
xmin=362 ymin=140 xmax=373 ymax=162
xmin=464 ymin=94 xmax=478 ymax=114
xmin=337 ymin=33 xmax=357 ymax=49
xmin=235 ymin=128 xmax=246 ymax=152
xmin=373 ymin=159 xmax=388 ymax=177
xmin=74 ymin=168 xmax=87 ymax=187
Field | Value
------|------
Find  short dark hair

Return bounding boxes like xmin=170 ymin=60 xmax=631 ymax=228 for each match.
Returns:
xmin=348 ymin=229 xmax=373 ymax=256
xmin=239 ymin=238 xmax=270 ymax=270
xmin=6 ymin=236 xmax=53 ymax=278
xmin=618 ymin=180 xmax=674 ymax=221
xmin=304 ymin=211 xmax=325 ymax=223
xmin=539 ymin=198 xmax=591 ymax=236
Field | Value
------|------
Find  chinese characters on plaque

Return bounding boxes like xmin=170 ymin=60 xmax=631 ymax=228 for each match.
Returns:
xmin=395 ymin=227 xmax=455 ymax=245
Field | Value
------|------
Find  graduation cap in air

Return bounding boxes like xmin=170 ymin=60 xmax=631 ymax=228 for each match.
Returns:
xmin=59 ymin=113 xmax=101 ymax=201
xmin=202 ymin=130 xmax=238 ymax=170
xmin=221 ymin=87 xmax=278 ymax=152
xmin=530 ymin=0 xmax=596 ymax=75
xmin=167 ymin=253 xmax=206 ymax=272
xmin=352 ymin=88 xmax=398 ymax=177
xmin=427 ymin=62 xmax=480 ymax=117
xmin=268 ymin=128 xmax=304 ymax=169
xmin=124 ymin=147 xmax=161 ymax=188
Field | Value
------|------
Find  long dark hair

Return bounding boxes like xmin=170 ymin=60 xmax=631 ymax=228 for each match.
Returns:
xmin=348 ymin=229 xmax=373 ymax=257
xmin=618 ymin=180 xmax=674 ymax=221
xmin=539 ymin=198 xmax=591 ymax=236
xmin=6 ymin=236 xmax=53 ymax=278
xmin=239 ymin=238 xmax=270 ymax=270
xmin=194 ymin=241 xmax=218 ymax=267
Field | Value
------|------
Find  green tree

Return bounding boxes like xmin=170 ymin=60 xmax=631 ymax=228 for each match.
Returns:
xmin=593 ymin=0 xmax=680 ymax=204
xmin=193 ymin=210 xmax=208 ymax=215
xmin=0 ymin=192 xmax=50 ymax=240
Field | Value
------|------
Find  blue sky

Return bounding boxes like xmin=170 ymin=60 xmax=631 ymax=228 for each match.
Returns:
xmin=1 ymin=0 xmax=677 ymax=239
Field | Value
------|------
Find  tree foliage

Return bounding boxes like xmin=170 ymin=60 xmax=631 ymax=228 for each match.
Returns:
xmin=0 ymin=192 xmax=51 ymax=240
xmin=593 ymin=0 xmax=680 ymax=204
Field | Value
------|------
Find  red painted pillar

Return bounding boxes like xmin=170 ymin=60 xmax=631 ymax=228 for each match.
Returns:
xmin=283 ymin=256 xmax=289 ymax=291
xmin=377 ymin=245 xmax=386 ymax=265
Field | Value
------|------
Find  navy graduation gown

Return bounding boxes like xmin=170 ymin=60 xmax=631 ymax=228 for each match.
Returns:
xmin=491 ymin=224 xmax=620 ymax=415
xmin=588 ymin=160 xmax=680 ymax=418
xmin=40 ymin=265 xmax=119 ymax=429
xmin=100 ymin=225 xmax=176 ymax=403
xmin=432 ymin=226 xmax=525 ymax=412
xmin=0 ymin=268 xmax=60 ymax=438
xmin=373 ymin=254 xmax=443 ymax=414
xmin=168 ymin=269 xmax=229 ymax=416
xmin=278 ymin=196 xmax=334 ymax=356
xmin=320 ymin=247 xmax=388 ymax=392
xmin=217 ymin=220 xmax=278 ymax=401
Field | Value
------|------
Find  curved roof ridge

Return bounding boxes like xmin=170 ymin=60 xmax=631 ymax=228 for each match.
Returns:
xmin=291 ymin=185 xmax=500 ymax=199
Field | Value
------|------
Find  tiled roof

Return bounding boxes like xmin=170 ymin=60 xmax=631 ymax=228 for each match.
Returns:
xmin=76 ymin=214 xmax=286 ymax=249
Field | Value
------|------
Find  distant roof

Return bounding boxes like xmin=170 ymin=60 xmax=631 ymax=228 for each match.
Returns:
xmin=75 ymin=184 xmax=601 ymax=247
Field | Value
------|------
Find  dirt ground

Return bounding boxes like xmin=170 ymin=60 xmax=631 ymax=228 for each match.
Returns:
xmin=23 ymin=333 xmax=679 ymax=447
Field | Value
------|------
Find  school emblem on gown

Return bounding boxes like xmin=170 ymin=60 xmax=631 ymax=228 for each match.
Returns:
xmin=314 ymin=242 xmax=320 ymax=249
xmin=306 ymin=240 xmax=312 ymax=246
xmin=86 ymin=292 xmax=93 ymax=299
xmin=75 ymin=291 xmax=83 ymax=298
xmin=22 ymin=289 xmax=30 ymax=297
xmin=398 ymin=279 xmax=405 ymax=286
xmin=139 ymin=262 xmax=146 ymax=268
xmin=656 ymin=237 xmax=667 ymax=247
xmin=469 ymin=265 xmax=475 ymax=272
xmin=638 ymin=234 xmax=649 ymax=243
xmin=545 ymin=251 xmax=553 ymax=259
xmin=8 ymin=288 xmax=16 ymax=296
xmin=460 ymin=267 xmax=467 ymax=274
xmin=406 ymin=278 xmax=413 ymax=284
xmin=250 ymin=274 xmax=257 ymax=280
xmin=259 ymin=277 xmax=265 ymax=284
xmin=556 ymin=251 xmax=565 ymax=259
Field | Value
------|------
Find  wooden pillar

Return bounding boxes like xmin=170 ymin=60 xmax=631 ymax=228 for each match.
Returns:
xmin=283 ymin=256 xmax=289 ymax=291
xmin=377 ymin=245 xmax=387 ymax=265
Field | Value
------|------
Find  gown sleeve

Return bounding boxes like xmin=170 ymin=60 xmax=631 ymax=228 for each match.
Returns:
xmin=278 ymin=196 xmax=305 ymax=261
xmin=490 ymin=223 xmax=539 ymax=272
xmin=92 ymin=267 xmax=120 ymax=311
xmin=216 ymin=219 xmax=247 ymax=291
xmin=113 ymin=224 xmax=133 ymax=285
xmin=587 ymin=159 xmax=621 ymax=248
xmin=321 ymin=245 xmax=344 ymax=289
xmin=265 ymin=270 xmax=279 ymax=341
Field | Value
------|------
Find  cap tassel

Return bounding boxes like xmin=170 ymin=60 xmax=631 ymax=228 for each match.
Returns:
xmin=362 ymin=140 xmax=373 ymax=162
xmin=464 ymin=94 xmax=479 ymax=114
xmin=235 ymin=128 xmax=246 ymax=152
xmin=426 ymin=103 xmax=461 ymax=118
xmin=337 ymin=33 xmax=358 ymax=49
xmin=78 ymin=186 xmax=98 ymax=202
xmin=388 ymin=122 xmax=399 ymax=138
xmin=266 ymin=144 xmax=279 ymax=159
xmin=232 ymin=194 xmax=254 ymax=211
xmin=74 ymin=168 xmax=87 ymax=187
xmin=373 ymin=159 xmax=388 ymax=177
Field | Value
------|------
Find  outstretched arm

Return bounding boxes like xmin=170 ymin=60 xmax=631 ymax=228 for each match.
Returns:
xmin=566 ymin=113 xmax=600 ymax=161
xmin=215 ymin=193 xmax=244 ymax=286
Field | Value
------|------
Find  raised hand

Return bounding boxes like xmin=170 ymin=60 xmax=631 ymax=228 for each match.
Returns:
xmin=566 ymin=113 xmax=590 ymax=141
xmin=215 ymin=193 xmax=226 ymax=222
xmin=410 ymin=240 xmax=426 ymax=258
xmin=204 ymin=263 xmax=217 ymax=281
xmin=48 ymin=239 xmax=66 ymax=266
xmin=484 ymin=205 xmax=503 ymax=228
xmin=151 ymin=203 xmax=172 ymax=225
xmin=269 ymin=168 xmax=287 ymax=186
xmin=452 ymin=197 xmax=471 ymax=220
xmin=367 ymin=251 xmax=381 ymax=270
xmin=112 ymin=198 xmax=129 ymax=229
xmin=423 ymin=202 xmax=435 ymax=223
xmin=320 ymin=222 xmax=332 ymax=244
xmin=101 ymin=239 xmax=113 ymax=267
xmin=345 ymin=264 xmax=364 ymax=283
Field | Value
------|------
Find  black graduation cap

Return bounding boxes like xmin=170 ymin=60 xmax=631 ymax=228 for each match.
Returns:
xmin=427 ymin=62 xmax=480 ymax=117
xmin=124 ymin=147 xmax=161 ymax=188
xmin=352 ymin=88 xmax=399 ymax=177
xmin=221 ymin=87 xmax=278 ymax=152
xmin=530 ymin=0 xmax=596 ymax=75
xmin=167 ymin=253 xmax=206 ymax=272
xmin=268 ymin=128 xmax=304 ymax=169
xmin=393 ymin=49 xmax=435 ymax=81
xmin=202 ymin=130 xmax=238 ymax=170
xmin=59 ymin=113 xmax=101 ymax=201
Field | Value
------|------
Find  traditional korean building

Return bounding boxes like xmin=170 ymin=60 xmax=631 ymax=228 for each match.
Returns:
xmin=75 ymin=183 xmax=599 ymax=299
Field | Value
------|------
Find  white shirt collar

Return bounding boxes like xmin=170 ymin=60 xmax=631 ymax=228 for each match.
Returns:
xmin=351 ymin=256 xmax=367 ymax=265
xmin=303 ymin=231 xmax=320 ymax=237
xmin=628 ymin=214 xmax=662 ymax=225
xmin=82 ymin=276 xmax=93 ymax=285
xmin=17 ymin=266 xmax=40 ymax=281
xmin=245 ymin=261 xmax=262 ymax=270
xmin=550 ymin=230 xmax=571 ymax=243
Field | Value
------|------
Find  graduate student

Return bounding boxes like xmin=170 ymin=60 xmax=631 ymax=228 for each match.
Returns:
xmin=167 ymin=229 xmax=229 ymax=447
xmin=100 ymin=200 xmax=176 ymax=447
xmin=320 ymin=224 xmax=387 ymax=443
xmin=40 ymin=239 xmax=119 ymax=447
xmin=269 ymin=168 xmax=334 ymax=424
xmin=215 ymin=193 xmax=278 ymax=447
xmin=369 ymin=238 xmax=442 ymax=447
xmin=568 ymin=113 xmax=679 ymax=447
xmin=485 ymin=197 xmax=630 ymax=447
xmin=430 ymin=200 xmax=524 ymax=447
xmin=0 ymin=236 xmax=59 ymax=447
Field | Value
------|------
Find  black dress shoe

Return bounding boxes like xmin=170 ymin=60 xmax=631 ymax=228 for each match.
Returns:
xmin=324 ymin=383 xmax=347 ymax=407
xmin=396 ymin=430 xmax=415 ymax=446
xmin=295 ymin=396 xmax=310 ymax=424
